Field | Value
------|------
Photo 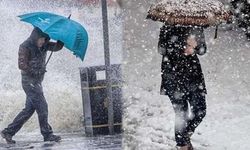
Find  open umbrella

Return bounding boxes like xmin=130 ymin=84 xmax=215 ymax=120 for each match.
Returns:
xmin=147 ymin=0 xmax=232 ymax=27
xmin=18 ymin=12 xmax=88 ymax=60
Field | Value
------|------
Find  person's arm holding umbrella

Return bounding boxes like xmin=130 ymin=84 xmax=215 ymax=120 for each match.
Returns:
xmin=43 ymin=39 xmax=64 ymax=67
xmin=194 ymin=29 xmax=207 ymax=55
xmin=183 ymin=35 xmax=197 ymax=56
xmin=45 ymin=40 xmax=64 ymax=52
xmin=184 ymin=28 xmax=207 ymax=56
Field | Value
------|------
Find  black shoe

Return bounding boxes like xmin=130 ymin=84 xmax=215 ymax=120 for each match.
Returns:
xmin=1 ymin=131 xmax=16 ymax=144
xmin=186 ymin=133 xmax=193 ymax=150
xmin=44 ymin=134 xmax=61 ymax=142
xmin=188 ymin=142 xmax=194 ymax=150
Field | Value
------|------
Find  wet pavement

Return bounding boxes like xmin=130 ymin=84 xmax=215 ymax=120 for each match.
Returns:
xmin=0 ymin=133 xmax=122 ymax=150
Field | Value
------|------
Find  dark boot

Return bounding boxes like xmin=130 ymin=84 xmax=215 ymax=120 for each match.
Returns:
xmin=186 ymin=133 xmax=193 ymax=150
xmin=1 ymin=131 xmax=16 ymax=144
xmin=44 ymin=134 xmax=61 ymax=142
xmin=176 ymin=145 xmax=189 ymax=150
xmin=188 ymin=142 xmax=194 ymax=150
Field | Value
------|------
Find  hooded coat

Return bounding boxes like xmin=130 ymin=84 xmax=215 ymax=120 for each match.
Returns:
xmin=18 ymin=27 xmax=64 ymax=78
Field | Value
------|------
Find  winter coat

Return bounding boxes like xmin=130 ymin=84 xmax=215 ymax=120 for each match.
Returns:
xmin=18 ymin=27 xmax=64 ymax=78
xmin=158 ymin=25 xmax=207 ymax=97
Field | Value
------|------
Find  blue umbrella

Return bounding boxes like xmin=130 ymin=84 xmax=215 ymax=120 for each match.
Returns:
xmin=18 ymin=12 xmax=88 ymax=60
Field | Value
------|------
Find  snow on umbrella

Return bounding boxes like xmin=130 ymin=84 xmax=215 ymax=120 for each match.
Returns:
xmin=146 ymin=0 xmax=232 ymax=27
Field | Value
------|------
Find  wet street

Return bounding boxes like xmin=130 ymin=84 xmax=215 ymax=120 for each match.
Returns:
xmin=0 ymin=133 xmax=122 ymax=150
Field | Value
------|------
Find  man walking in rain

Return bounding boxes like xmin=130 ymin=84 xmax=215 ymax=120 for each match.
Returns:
xmin=159 ymin=25 xmax=207 ymax=150
xmin=1 ymin=27 xmax=64 ymax=144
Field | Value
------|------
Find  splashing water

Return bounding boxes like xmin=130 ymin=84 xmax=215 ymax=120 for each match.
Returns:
xmin=0 ymin=0 xmax=122 ymax=133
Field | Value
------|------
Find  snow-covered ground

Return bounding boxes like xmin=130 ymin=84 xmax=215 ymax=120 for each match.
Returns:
xmin=122 ymin=1 xmax=250 ymax=150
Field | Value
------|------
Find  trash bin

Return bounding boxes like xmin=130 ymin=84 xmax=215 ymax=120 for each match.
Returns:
xmin=80 ymin=64 xmax=123 ymax=136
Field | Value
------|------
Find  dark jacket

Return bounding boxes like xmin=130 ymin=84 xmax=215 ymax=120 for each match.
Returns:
xmin=18 ymin=27 xmax=64 ymax=78
xmin=159 ymin=26 xmax=207 ymax=96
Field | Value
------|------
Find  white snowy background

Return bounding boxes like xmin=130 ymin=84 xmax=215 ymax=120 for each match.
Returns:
xmin=122 ymin=0 xmax=250 ymax=150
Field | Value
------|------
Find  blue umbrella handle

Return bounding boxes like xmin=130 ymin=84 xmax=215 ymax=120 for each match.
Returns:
xmin=45 ymin=51 xmax=53 ymax=67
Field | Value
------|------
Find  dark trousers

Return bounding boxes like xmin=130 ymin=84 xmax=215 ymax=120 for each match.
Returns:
xmin=169 ymin=91 xmax=206 ymax=146
xmin=2 ymin=74 xmax=53 ymax=137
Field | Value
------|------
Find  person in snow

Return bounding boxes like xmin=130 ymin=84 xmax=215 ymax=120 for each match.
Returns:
xmin=158 ymin=25 xmax=207 ymax=150
xmin=1 ymin=27 xmax=64 ymax=144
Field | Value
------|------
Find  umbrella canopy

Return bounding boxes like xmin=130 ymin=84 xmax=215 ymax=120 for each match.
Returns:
xmin=147 ymin=0 xmax=232 ymax=26
xmin=18 ymin=12 xmax=88 ymax=60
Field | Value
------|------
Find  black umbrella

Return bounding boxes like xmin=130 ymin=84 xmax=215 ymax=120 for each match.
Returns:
xmin=147 ymin=0 xmax=232 ymax=28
